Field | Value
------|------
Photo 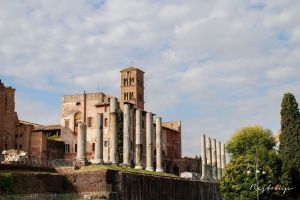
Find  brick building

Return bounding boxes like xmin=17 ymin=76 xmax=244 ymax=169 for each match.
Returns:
xmin=33 ymin=125 xmax=64 ymax=160
xmin=0 ymin=80 xmax=36 ymax=153
xmin=59 ymin=67 xmax=182 ymax=167
xmin=0 ymin=80 xmax=64 ymax=160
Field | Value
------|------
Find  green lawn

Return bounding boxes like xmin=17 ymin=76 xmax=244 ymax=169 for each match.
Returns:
xmin=82 ymin=164 xmax=176 ymax=177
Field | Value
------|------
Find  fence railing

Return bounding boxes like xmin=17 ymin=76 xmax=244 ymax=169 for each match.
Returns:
xmin=0 ymin=154 xmax=75 ymax=168
xmin=0 ymin=192 xmax=110 ymax=200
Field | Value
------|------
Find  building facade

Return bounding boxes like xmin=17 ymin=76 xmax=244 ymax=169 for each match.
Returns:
xmin=0 ymin=80 xmax=18 ymax=152
xmin=0 ymin=80 xmax=64 ymax=160
xmin=59 ymin=67 xmax=182 ymax=168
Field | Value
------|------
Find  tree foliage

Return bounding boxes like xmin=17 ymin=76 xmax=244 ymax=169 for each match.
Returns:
xmin=279 ymin=92 xmax=300 ymax=196
xmin=227 ymin=126 xmax=275 ymax=157
xmin=117 ymin=109 xmax=123 ymax=163
xmin=221 ymin=126 xmax=286 ymax=200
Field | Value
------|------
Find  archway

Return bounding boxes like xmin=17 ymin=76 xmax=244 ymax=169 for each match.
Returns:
xmin=74 ymin=112 xmax=82 ymax=133
xmin=173 ymin=165 xmax=180 ymax=176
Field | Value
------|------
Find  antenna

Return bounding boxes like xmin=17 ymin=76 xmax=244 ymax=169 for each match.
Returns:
xmin=97 ymin=81 xmax=100 ymax=93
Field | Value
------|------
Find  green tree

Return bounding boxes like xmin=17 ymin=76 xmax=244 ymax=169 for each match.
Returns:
xmin=117 ymin=109 xmax=123 ymax=163
xmin=226 ymin=126 xmax=275 ymax=157
xmin=279 ymin=92 xmax=300 ymax=197
xmin=221 ymin=126 xmax=285 ymax=200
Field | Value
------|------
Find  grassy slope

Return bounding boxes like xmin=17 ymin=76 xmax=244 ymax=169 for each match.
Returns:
xmin=81 ymin=164 xmax=176 ymax=177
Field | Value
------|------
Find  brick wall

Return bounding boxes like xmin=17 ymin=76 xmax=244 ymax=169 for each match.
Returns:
xmin=46 ymin=139 xmax=64 ymax=160
xmin=0 ymin=168 xmax=220 ymax=200
xmin=0 ymin=173 xmax=65 ymax=194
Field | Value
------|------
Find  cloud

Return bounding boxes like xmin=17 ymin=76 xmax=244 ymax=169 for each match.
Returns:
xmin=15 ymin=92 xmax=60 ymax=125
xmin=267 ymin=66 xmax=300 ymax=82
xmin=1 ymin=0 xmax=300 ymax=156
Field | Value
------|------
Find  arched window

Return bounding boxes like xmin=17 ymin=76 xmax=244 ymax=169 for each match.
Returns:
xmin=130 ymin=77 xmax=135 ymax=85
xmin=74 ymin=112 xmax=82 ymax=128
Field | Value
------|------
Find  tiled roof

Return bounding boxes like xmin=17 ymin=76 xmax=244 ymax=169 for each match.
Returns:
xmin=34 ymin=125 xmax=61 ymax=131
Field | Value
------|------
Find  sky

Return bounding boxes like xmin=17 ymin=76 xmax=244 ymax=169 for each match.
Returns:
xmin=1 ymin=0 xmax=300 ymax=157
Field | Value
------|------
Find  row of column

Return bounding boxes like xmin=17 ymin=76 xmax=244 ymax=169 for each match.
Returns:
xmin=200 ymin=134 xmax=226 ymax=180
xmin=124 ymin=104 xmax=163 ymax=172
xmin=76 ymin=98 xmax=163 ymax=172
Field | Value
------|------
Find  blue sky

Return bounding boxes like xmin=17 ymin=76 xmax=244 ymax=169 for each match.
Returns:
xmin=1 ymin=0 xmax=300 ymax=156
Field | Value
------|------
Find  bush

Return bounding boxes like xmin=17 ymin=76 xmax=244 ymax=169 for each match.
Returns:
xmin=0 ymin=173 xmax=14 ymax=193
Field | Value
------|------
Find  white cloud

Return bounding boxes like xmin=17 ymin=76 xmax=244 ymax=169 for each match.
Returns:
xmin=267 ymin=66 xmax=300 ymax=82
xmin=15 ymin=92 xmax=60 ymax=125
xmin=1 ymin=0 xmax=300 ymax=156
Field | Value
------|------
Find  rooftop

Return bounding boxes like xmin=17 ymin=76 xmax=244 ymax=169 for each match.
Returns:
xmin=19 ymin=120 xmax=41 ymax=126
xmin=34 ymin=125 xmax=62 ymax=131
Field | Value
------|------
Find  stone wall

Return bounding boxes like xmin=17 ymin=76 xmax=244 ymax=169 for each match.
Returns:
xmin=0 ymin=173 xmax=65 ymax=194
xmin=63 ymin=169 xmax=118 ymax=194
xmin=0 ymin=168 xmax=220 ymax=200
xmin=165 ymin=157 xmax=201 ymax=176
xmin=46 ymin=139 xmax=65 ymax=160
xmin=30 ymin=131 xmax=47 ymax=159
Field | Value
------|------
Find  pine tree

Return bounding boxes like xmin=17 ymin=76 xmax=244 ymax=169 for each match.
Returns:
xmin=279 ymin=92 xmax=300 ymax=196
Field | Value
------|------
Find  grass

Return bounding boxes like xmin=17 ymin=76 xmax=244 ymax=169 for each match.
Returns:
xmin=0 ymin=170 xmax=58 ymax=175
xmin=48 ymin=134 xmax=60 ymax=140
xmin=81 ymin=164 xmax=176 ymax=177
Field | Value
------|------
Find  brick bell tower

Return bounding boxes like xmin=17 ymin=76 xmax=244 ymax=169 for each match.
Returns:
xmin=120 ymin=67 xmax=144 ymax=110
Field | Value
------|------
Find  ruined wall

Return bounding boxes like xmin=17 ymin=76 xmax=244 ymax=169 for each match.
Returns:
xmin=0 ymin=173 xmax=65 ymax=194
xmin=0 ymin=168 xmax=220 ymax=200
xmin=163 ymin=126 xmax=181 ymax=159
xmin=30 ymin=131 xmax=47 ymax=159
xmin=16 ymin=123 xmax=34 ymax=154
xmin=29 ymin=132 xmax=65 ymax=160
xmin=46 ymin=139 xmax=65 ymax=160
xmin=165 ymin=157 xmax=201 ymax=176
xmin=0 ymin=80 xmax=18 ymax=152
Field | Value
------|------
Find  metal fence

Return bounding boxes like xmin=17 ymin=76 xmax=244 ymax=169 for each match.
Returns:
xmin=0 ymin=154 xmax=75 ymax=168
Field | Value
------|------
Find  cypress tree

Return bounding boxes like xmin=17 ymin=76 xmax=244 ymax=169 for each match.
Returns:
xmin=116 ymin=109 xmax=123 ymax=163
xmin=279 ymin=92 xmax=300 ymax=196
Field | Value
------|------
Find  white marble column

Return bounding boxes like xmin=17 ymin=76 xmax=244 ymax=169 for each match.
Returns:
xmin=135 ymin=109 xmax=142 ymax=169
xmin=201 ymin=134 xmax=207 ymax=180
xmin=109 ymin=97 xmax=118 ymax=164
xmin=146 ymin=112 xmax=153 ymax=171
xmin=217 ymin=141 xmax=222 ymax=180
xmin=211 ymin=139 xmax=217 ymax=180
xmin=221 ymin=143 xmax=226 ymax=176
xmin=122 ymin=103 xmax=130 ymax=166
xmin=206 ymin=137 xmax=212 ymax=180
xmin=155 ymin=116 xmax=163 ymax=172
xmin=77 ymin=122 xmax=87 ymax=163
xmin=93 ymin=113 xmax=103 ymax=164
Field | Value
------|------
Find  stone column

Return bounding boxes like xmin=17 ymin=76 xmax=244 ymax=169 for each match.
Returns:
xmin=155 ymin=116 xmax=163 ymax=172
xmin=135 ymin=109 xmax=142 ymax=169
xmin=122 ymin=103 xmax=130 ymax=166
xmin=206 ymin=137 xmax=212 ymax=180
xmin=217 ymin=141 xmax=222 ymax=180
xmin=221 ymin=143 xmax=226 ymax=176
xmin=77 ymin=122 xmax=87 ymax=163
xmin=109 ymin=97 xmax=118 ymax=164
xmin=92 ymin=113 xmax=104 ymax=164
xmin=201 ymin=134 xmax=207 ymax=180
xmin=146 ymin=112 xmax=153 ymax=171
xmin=211 ymin=139 xmax=217 ymax=180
